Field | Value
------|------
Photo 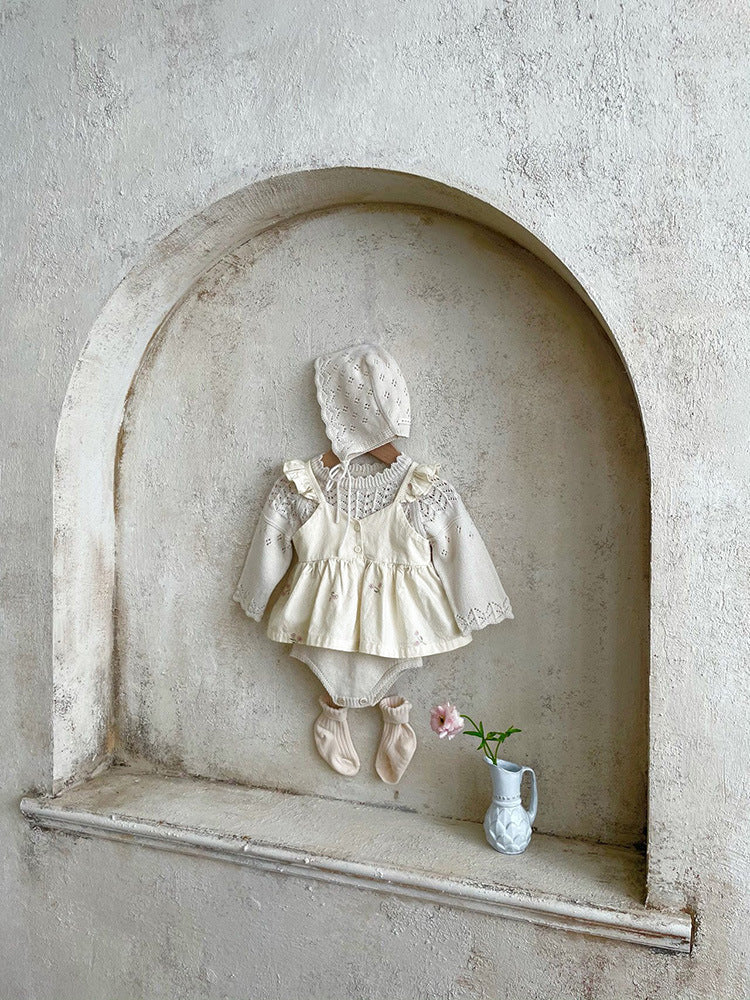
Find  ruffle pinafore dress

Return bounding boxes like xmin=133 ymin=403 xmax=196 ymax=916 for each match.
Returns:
xmin=266 ymin=459 xmax=471 ymax=659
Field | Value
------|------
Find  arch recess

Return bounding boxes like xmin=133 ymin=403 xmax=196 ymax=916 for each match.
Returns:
xmin=53 ymin=165 xmax=648 ymax=795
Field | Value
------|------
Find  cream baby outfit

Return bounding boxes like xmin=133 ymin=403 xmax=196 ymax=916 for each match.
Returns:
xmin=235 ymin=452 xmax=514 ymax=705
xmin=234 ymin=341 xmax=513 ymax=781
xmin=267 ymin=456 xmax=471 ymax=657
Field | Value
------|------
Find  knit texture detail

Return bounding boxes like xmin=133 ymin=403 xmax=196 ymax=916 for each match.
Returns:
xmin=234 ymin=454 xmax=513 ymax=635
xmin=375 ymin=696 xmax=417 ymax=784
xmin=314 ymin=344 xmax=411 ymax=463
xmin=267 ymin=457 xmax=457 ymax=533
xmin=314 ymin=696 xmax=360 ymax=777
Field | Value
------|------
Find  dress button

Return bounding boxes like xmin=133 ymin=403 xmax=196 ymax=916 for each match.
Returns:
xmin=359 ymin=697 xmax=368 ymax=705
xmin=354 ymin=544 xmax=362 ymax=554
xmin=353 ymin=521 xmax=361 ymax=532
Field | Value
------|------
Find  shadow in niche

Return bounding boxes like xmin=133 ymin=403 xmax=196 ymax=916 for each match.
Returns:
xmin=47 ymin=170 xmax=652 ymax=931
xmin=112 ymin=200 xmax=648 ymax=852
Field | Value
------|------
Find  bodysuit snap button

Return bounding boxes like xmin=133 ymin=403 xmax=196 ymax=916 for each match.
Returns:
xmin=354 ymin=544 xmax=362 ymax=554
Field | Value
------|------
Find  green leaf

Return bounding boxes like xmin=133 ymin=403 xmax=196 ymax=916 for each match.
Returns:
xmin=486 ymin=726 xmax=521 ymax=740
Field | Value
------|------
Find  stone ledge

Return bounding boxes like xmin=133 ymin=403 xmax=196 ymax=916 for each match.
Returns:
xmin=20 ymin=767 xmax=692 ymax=953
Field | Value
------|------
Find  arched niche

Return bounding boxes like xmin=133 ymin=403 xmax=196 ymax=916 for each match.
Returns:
xmin=53 ymin=167 xmax=649 ymax=849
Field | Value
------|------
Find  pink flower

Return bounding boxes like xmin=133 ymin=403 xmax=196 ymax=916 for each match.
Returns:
xmin=430 ymin=703 xmax=465 ymax=740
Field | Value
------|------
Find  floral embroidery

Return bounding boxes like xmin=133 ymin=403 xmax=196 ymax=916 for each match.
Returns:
xmin=243 ymin=457 xmax=513 ymax=657
xmin=263 ymin=526 xmax=290 ymax=551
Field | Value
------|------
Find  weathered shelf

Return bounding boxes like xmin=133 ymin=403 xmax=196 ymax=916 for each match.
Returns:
xmin=21 ymin=766 xmax=692 ymax=953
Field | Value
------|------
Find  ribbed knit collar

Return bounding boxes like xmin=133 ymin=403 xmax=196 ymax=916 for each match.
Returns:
xmin=310 ymin=452 xmax=411 ymax=491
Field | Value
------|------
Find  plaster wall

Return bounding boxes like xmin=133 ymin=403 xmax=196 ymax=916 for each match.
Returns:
xmin=2 ymin=2 xmax=749 ymax=999
xmin=116 ymin=204 xmax=648 ymax=846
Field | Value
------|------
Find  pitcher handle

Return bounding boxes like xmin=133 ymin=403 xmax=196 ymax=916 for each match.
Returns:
xmin=521 ymin=766 xmax=537 ymax=825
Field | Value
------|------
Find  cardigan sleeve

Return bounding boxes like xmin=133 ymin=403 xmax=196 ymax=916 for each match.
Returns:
xmin=409 ymin=478 xmax=514 ymax=635
xmin=233 ymin=476 xmax=316 ymax=621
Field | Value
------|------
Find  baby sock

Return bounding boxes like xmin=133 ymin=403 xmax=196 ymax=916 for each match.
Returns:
xmin=375 ymin=696 xmax=417 ymax=785
xmin=314 ymin=696 xmax=360 ymax=777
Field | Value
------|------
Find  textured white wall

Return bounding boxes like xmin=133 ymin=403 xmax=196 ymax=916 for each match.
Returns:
xmin=2 ymin=2 xmax=749 ymax=998
xmin=116 ymin=204 xmax=648 ymax=845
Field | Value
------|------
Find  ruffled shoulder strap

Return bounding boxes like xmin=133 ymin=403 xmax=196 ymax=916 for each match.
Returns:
xmin=282 ymin=459 xmax=320 ymax=502
xmin=402 ymin=462 xmax=441 ymax=503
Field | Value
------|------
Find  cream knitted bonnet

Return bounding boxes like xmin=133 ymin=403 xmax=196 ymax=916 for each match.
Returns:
xmin=314 ymin=343 xmax=411 ymax=463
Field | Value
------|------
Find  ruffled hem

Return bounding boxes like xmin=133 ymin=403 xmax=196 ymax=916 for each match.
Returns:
xmin=266 ymin=558 xmax=467 ymax=657
xmin=269 ymin=627 xmax=472 ymax=660
xmin=282 ymin=459 xmax=318 ymax=502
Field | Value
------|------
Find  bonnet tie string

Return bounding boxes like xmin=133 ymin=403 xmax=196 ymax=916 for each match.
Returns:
xmin=326 ymin=459 xmax=354 ymax=544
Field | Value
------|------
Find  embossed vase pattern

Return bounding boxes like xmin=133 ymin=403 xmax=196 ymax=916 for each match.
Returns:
xmin=483 ymin=757 xmax=538 ymax=855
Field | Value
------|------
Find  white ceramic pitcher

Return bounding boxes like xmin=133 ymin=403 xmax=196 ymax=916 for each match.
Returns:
xmin=483 ymin=757 xmax=538 ymax=854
